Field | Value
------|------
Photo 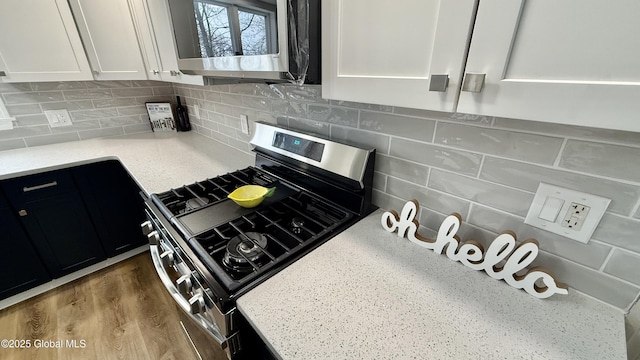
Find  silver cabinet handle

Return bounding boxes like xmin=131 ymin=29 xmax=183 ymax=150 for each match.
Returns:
xmin=170 ymin=70 xmax=181 ymax=76
xmin=23 ymin=181 xmax=58 ymax=192
xmin=428 ymin=74 xmax=449 ymax=92
xmin=152 ymin=70 xmax=160 ymax=75
xmin=461 ymin=73 xmax=486 ymax=93
xmin=18 ymin=210 xmax=27 ymax=217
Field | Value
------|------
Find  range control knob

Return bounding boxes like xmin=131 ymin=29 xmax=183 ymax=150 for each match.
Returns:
xmin=141 ymin=221 xmax=154 ymax=236
xmin=177 ymin=274 xmax=193 ymax=295
xmin=147 ymin=230 xmax=160 ymax=246
xmin=189 ymin=294 xmax=205 ymax=315
xmin=160 ymin=250 xmax=175 ymax=267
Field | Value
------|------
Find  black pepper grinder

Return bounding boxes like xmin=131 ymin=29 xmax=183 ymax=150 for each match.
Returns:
xmin=175 ymin=96 xmax=191 ymax=132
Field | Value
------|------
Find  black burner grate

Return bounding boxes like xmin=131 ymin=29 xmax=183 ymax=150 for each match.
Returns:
xmin=189 ymin=192 xmax=352 ymax=287
xmin=153 ymin=167 xmax=277 ymax=216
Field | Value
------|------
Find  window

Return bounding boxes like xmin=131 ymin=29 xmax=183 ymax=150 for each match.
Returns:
xmin=193 ymin=0 xmax=277 ymax=57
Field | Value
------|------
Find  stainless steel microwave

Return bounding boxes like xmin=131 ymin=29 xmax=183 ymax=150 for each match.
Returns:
xmin=167 ymin=0 xmax=320 ymax=84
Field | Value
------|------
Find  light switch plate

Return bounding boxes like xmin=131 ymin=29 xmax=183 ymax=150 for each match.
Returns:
xmin=524 ymin=183 xmax=611 ymax=243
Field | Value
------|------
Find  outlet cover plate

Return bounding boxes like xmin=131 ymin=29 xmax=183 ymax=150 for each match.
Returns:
xmin=44 ymin=109 xmax=72 ymax=127
xmin=524 ymin=183 xmax=611 ymax=243
xmin=240 ymin=114 xmax=249 ymax=135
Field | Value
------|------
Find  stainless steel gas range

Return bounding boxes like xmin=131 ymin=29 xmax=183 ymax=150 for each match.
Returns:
xmin=141 ymin=122 xmax=376 ymax=359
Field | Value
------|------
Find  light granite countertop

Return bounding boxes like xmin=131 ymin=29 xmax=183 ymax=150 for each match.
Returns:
xmin=0 ymin=132 xmax=627 ymax=359
xmin=0 ymin=132 xmax=253 ymax=194
xmin=237 ymin=210 xmax=627 ymax=360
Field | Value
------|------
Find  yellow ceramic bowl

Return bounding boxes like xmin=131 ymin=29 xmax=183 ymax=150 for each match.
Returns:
xmin=227 ymin=185 xmax=276 ymax=208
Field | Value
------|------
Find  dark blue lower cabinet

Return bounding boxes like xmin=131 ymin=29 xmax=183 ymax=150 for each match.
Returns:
xmin=11 ymin=192 xmax=107 ymax=278
xmin=0 ymin=205 xmax=51 ymax=300
xmin=0 ymin=160 xmax=146 ymax=298
xmin=72 ymin=160 xmax=147 ymax=257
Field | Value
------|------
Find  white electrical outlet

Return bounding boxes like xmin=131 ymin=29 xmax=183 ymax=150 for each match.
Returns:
xmin=560 ymin=202 xmax=591 ymax=231
xmin=524 ymin=183 xmax=611 ymax=243
xmin=240 ymin=114 xmax=249 ymax=134
xmin=44 ymin=109 xmax=72 ymax=127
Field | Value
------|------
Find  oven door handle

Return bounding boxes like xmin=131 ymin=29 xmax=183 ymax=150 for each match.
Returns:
xmin=149 ymin=245 xmax=228 ymax=346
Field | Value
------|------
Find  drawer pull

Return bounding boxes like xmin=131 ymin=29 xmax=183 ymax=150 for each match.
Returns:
xmin=23 ymin=181 xmax=58 ymax=192
xmin=18 ymin=210 xmax=27 ymax=217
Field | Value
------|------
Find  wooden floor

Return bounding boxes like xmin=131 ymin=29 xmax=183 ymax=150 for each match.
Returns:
xmin=0 ymin=253 xmax=198 ymax=360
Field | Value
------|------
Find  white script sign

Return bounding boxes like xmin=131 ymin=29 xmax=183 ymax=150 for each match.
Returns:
xmin=381 ymin=200 xmax=568 ymax=299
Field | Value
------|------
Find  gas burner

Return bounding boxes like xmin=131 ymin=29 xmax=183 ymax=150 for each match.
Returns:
xmin=291 ymin=217 xmax=305 ymax=234
xmin=185 ymin=197 xmax=210 ymax=211
xmin=222 ymin=232 xmax=268 ymax=273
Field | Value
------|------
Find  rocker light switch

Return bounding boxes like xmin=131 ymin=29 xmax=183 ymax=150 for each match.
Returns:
xmin=538 ymin=196 xmax=564 ymax=222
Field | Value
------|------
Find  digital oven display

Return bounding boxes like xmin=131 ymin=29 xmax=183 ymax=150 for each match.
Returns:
xmin=273 ymin=132 xmax=325 ymax=162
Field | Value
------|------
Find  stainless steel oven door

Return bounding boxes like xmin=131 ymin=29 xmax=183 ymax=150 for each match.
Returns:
xmin=148 ymin=233 xmax=241 ymax=359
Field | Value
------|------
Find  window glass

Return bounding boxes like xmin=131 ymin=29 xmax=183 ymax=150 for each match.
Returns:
xmin=194 ymin=2 xmax=234 ymax=57
xmin=238 ymin=10 xmax=268 ymax=55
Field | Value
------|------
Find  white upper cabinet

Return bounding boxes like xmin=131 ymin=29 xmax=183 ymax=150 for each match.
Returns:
xmin=322 ymin=0 xmax=477 ymax=112
xmin=324 ymin=0 xmax=640 ymax=132
xmin=458 ymin=0 xmax=640 ymax=132
xmin=131 ymin=0 xmax=203 ymax=85
xmin=0 ymin=0 xmax=93 ymax=82
xmin=68 ymin=0 xmax=148 ymax=81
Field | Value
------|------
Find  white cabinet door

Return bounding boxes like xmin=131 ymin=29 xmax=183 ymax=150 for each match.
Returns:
xmin=68 ymin=0 xmax=148 ymax=81
xmin=458 ymin=0 xmax=640 ymax=132
xmin=322 ymin=0 xmax=477 ymax=112
xmin=0 ymin=0 xmax=92 ymax=82
xmin=132 ymin=0 xmax=203 ymax=85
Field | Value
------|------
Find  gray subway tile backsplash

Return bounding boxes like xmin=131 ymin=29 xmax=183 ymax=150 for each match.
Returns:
xmin=390 ymin=137 xmax=481 ymax=176
xmin=78 ymin=126 xmax=125 ymax=140
xmin=386 ymin=176 xmax=471 ymax=217
xmin=428 ymin=169 xmax=534 ymax=217
xmin=14 ymin=114 xmax=48 ymax=126
xmin=285 ymin=117 xmax=330 ymax=137
xmin=494 ymin=117 xmax=640 ymax=146
xmin=330 ymin=125 xmax=390 ymax=154
xmin=2 ymin=81 xmax=639 ymax=311
xmin=3 ymin=91 xmax=65 ymax=104
xmin=376 ymin=154 xmax=428 ymax=186
xmin=592 ymin=213 xmax=640 ymax=254
xmin=0 ymin=138 xmax=26 ymax=151
xmin=560 ymin=140 xmax=640 ymax=183
xmin=467 ymin=205 xmax=612 ymax=270
xmin=360 ymin=110 xmax=435 ymax=142
xmin=5 ymin=103 xmax=42 ymax=116
xmin=24 ymin=132 xmax=80 ymax=147
xmin=0 ymin=124 xmax=51 ymax=140
xmin=0 ymin=81 xmax=158 ymax=150
xmin=43 ymin=100 xmax=95 ymax=111
xmin=62 ymin=89 xmax=112 ymax=100
xmin=604 ymin=250 xmax=640 ymax=286
xmin=307 ymin=104 xmax=358 ymax=127
xmin=70 ymin=108 xmax=119 ymax=121
xmin=480 ymin=157 xmax=640 ymax=216
xmin=435 ymin=122 xmax=564 ymax=165
xmin=534 ymin=251 xmax=639 ymax=310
